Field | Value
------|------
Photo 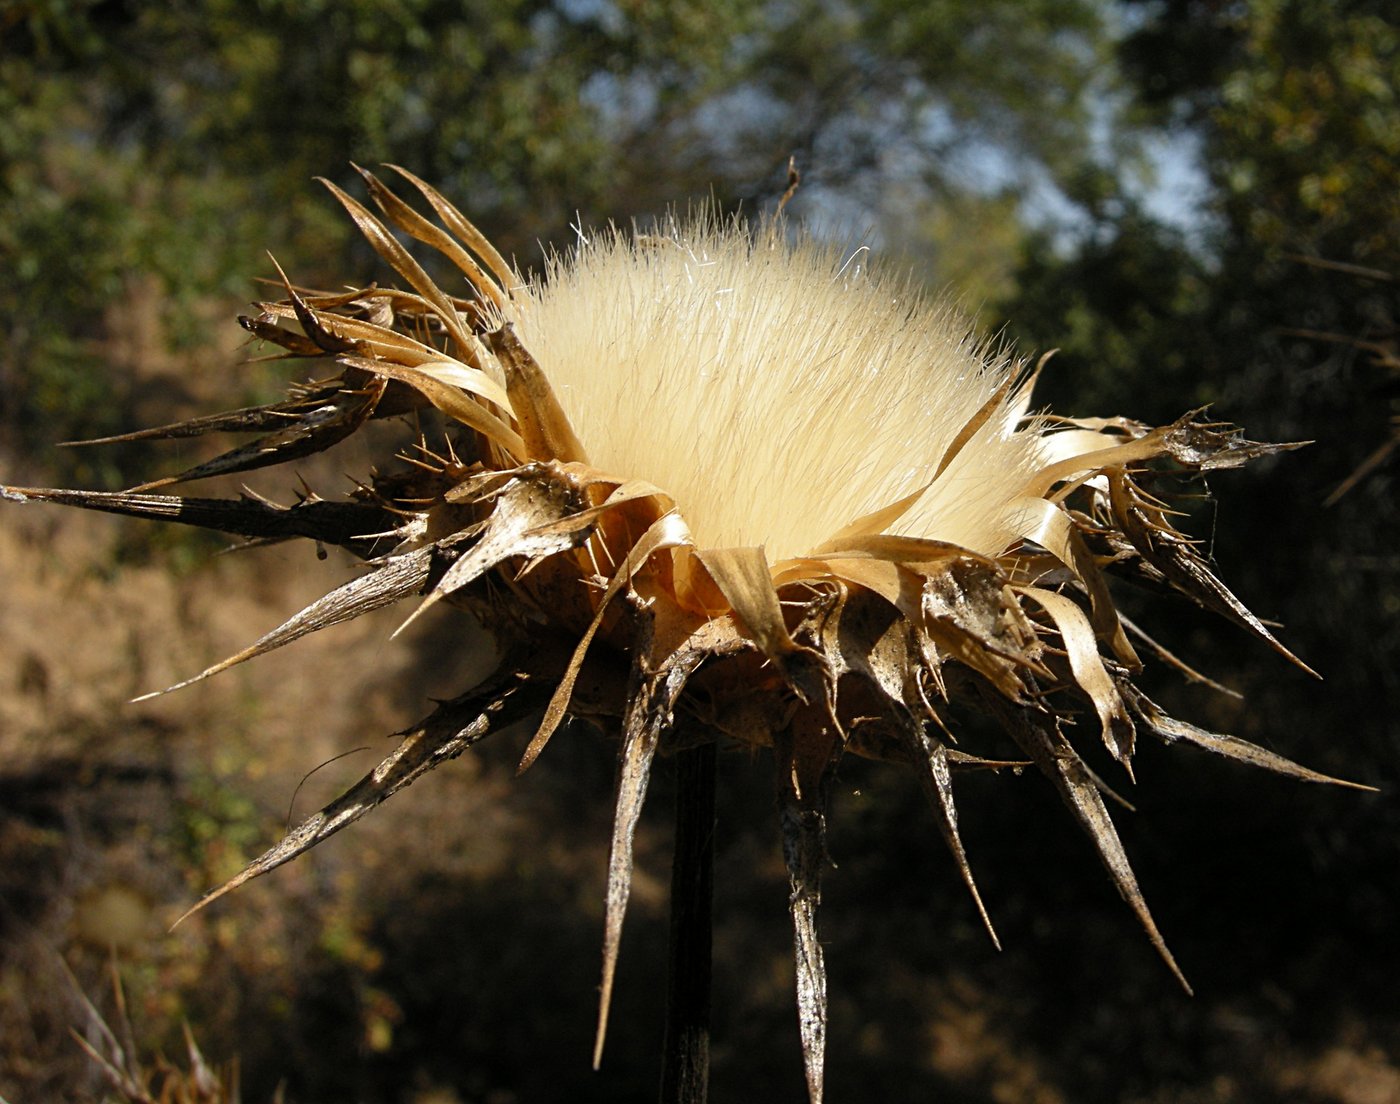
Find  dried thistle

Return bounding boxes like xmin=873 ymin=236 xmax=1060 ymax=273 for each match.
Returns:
xmin=3 ymin=166 xmax=1364 ymax=1102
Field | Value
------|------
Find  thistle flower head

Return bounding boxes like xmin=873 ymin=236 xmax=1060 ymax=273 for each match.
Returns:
xmin=514 ymin=217 xmax=1038 ymax=558
xmin=2 ymin=166 xmax=1363 ymax=1103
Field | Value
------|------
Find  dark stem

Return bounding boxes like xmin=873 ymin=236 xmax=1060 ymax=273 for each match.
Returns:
xmin=659 ymin=740 xmax=716 ymax=1104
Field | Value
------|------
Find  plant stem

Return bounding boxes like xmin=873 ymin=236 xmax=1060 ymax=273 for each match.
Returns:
xmin=659 ymin=740 xmax=716 ymax=1104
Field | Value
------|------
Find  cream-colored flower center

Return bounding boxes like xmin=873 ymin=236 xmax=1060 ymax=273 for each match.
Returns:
xmin=514 ymin=220 xmax=1040 ymax=561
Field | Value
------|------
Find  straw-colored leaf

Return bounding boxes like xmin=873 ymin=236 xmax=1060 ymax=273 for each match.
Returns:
xmin=775 ymin=714 xmax=843 ymax=1104
xmin=356 ymin=163 xmax=508 ymax=312
xmin=997 ymin=699 xmax=1192 ymax=994
xmin=174 ymin=672 xmax=548 ymax=927
xmin=399 ymin=467 xmax=591 ymax=632
xmin=0 ymin=484 xmax=404 ymax=557
xmin=319 ymin=177 xmax=477 ymax=353
xmin=126 ymin=379 xmax=386 ymax=492
xmin=1108 ymin=471 xmax=1318 ymax=676
xmin=248 ymin=302 xmax=457 ymax=367
xmin=1018 ymin=585 xmax=1136 ymax=765
xmin=487 ymin=324 xmax=589 ymax=464
xmin=519 ymin=511 xmax=694 ymax=773
xmin=137 ymin=543 xmax=443 ymax=701
xmin=594 ymin=625 xmax=706 ymax=1069
xmin=59 ymin=388 xmax=346 ymax=446
xmin=905 ymin=726 xmax=1001 ymax=948
xmin=1013 ymin=493 xmax=1139 ymax=667
xmin=386 ymin=163 xmax=518 ymax=296
xmin=1125 ymin=686 xmax=1374 ymax=790
xmin=339 ymin=354 xmax=526 ymax=459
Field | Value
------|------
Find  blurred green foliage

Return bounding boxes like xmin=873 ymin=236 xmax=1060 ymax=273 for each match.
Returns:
xmin=1 ymin=0 xmax=1114 ymax=475
xmin=997 ymin=0 xmax=1398 ymax=941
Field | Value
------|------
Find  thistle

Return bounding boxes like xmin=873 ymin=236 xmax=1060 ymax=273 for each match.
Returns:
xmin=3 ymin=167 xmax=1361 ymax=1103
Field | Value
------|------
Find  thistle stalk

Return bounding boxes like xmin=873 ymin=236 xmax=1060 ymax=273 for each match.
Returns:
xmin=659 ymin=740 xmax=715 ymax=1104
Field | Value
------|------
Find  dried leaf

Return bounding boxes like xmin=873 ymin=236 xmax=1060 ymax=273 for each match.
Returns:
xmin=922 ymin=559 xmax=1041 ymax=700
xmin=238 ymin=311 xmax=337 ymax=356
xmin=400 ymin=466 xmax=590 ymax=630
xmin=1124 ymin=686 xmax=1374 ymax=790
xmin=594 ymin=620 xmax=706 ymax=1069
xmin=1160 ymin=417 xmax=1309 ymax=471
xmin=137 ymin=543 xmax=441 ymax=700
xmin=180 ymin=1020 xmax=220 ymax=1097
xmin=385 ymin=164 xmax=518 ymax=297
xmin=995 ymin=697 xmax=1192 ymax=993
xmin=355 ymin=164 xmax=507 ymax=312
xmin=519 ymin=511 xmax=694 ymax=773
xmin=174 ymin=672 xmax=547 ymax=926
xmin=59 ymin=388 xmax=344 ymax=446
xmin=249 ymin=302 xmax=447 ymax=366
xmin=774 ymin=712 xmax=843 ymax=1104
xmin=319 ymin=177 xmax=476 ymax=354
xmin=935 ymin=370 xmax=1016 ymax=480
xmin=791 ymin=589 xmax=1000 ymax=944
xmin=808 ymin=533 xmax=985 ymax=568
xmin=1120 ymin=614 xmax=1242 ymax=699
xmin=698 ymin=545 xmax=829 ymax=706
xmin=0 ymin=485 xmax=402 ymax=558
xmin=1013 ymin=494 xmax=1140 ymax=668
xmin=1107 ymin=471 xmax=1318 ymax=676
xmin=905 ymin=723 xmax=1001 ymax=947
xmin=814 ymin=480 xmax=932 ymax=550
xmin=127 ymin=379 xmax=386 ymax=492
xmin=338 ymin=354 xmax=525 ymax=459
xmin=945 ymin=749 xmax=1030 ymax=771
xmin=1024 ymin=428 xmax=1166 ymax=499
xmin=487 ymin=324 xmax=589 ymax=464
xmin=1017 ymin=585 xmax=1136 ymax=765
xmin=696 ymin=546 xmax=792 ymax=658
xmin=343 ymin=352 xmax=511 ymax=410
xmin=812 ymin=371 xmax=1023 ymax=552
xmin=777 ymin=556 xmax=905 ymax=608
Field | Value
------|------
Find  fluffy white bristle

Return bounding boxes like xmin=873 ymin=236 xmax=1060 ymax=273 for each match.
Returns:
xmin=513 ymin=216 xmax=1041 ymax=561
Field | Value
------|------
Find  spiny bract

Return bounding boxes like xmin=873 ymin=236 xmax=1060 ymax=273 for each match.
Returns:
xmin=2 ymin=166 xmax=1360 ymax=1104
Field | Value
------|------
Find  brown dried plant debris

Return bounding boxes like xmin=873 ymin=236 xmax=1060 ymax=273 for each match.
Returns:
xmin=69 ymin=960 xmax=250 ymax=1104
xmin=2 ymin=166 xmax=1370 ymax=1104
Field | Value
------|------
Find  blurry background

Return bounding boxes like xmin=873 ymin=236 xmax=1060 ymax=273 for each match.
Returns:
xmin=1 ymin=1 xmax=1397 ymax=1100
